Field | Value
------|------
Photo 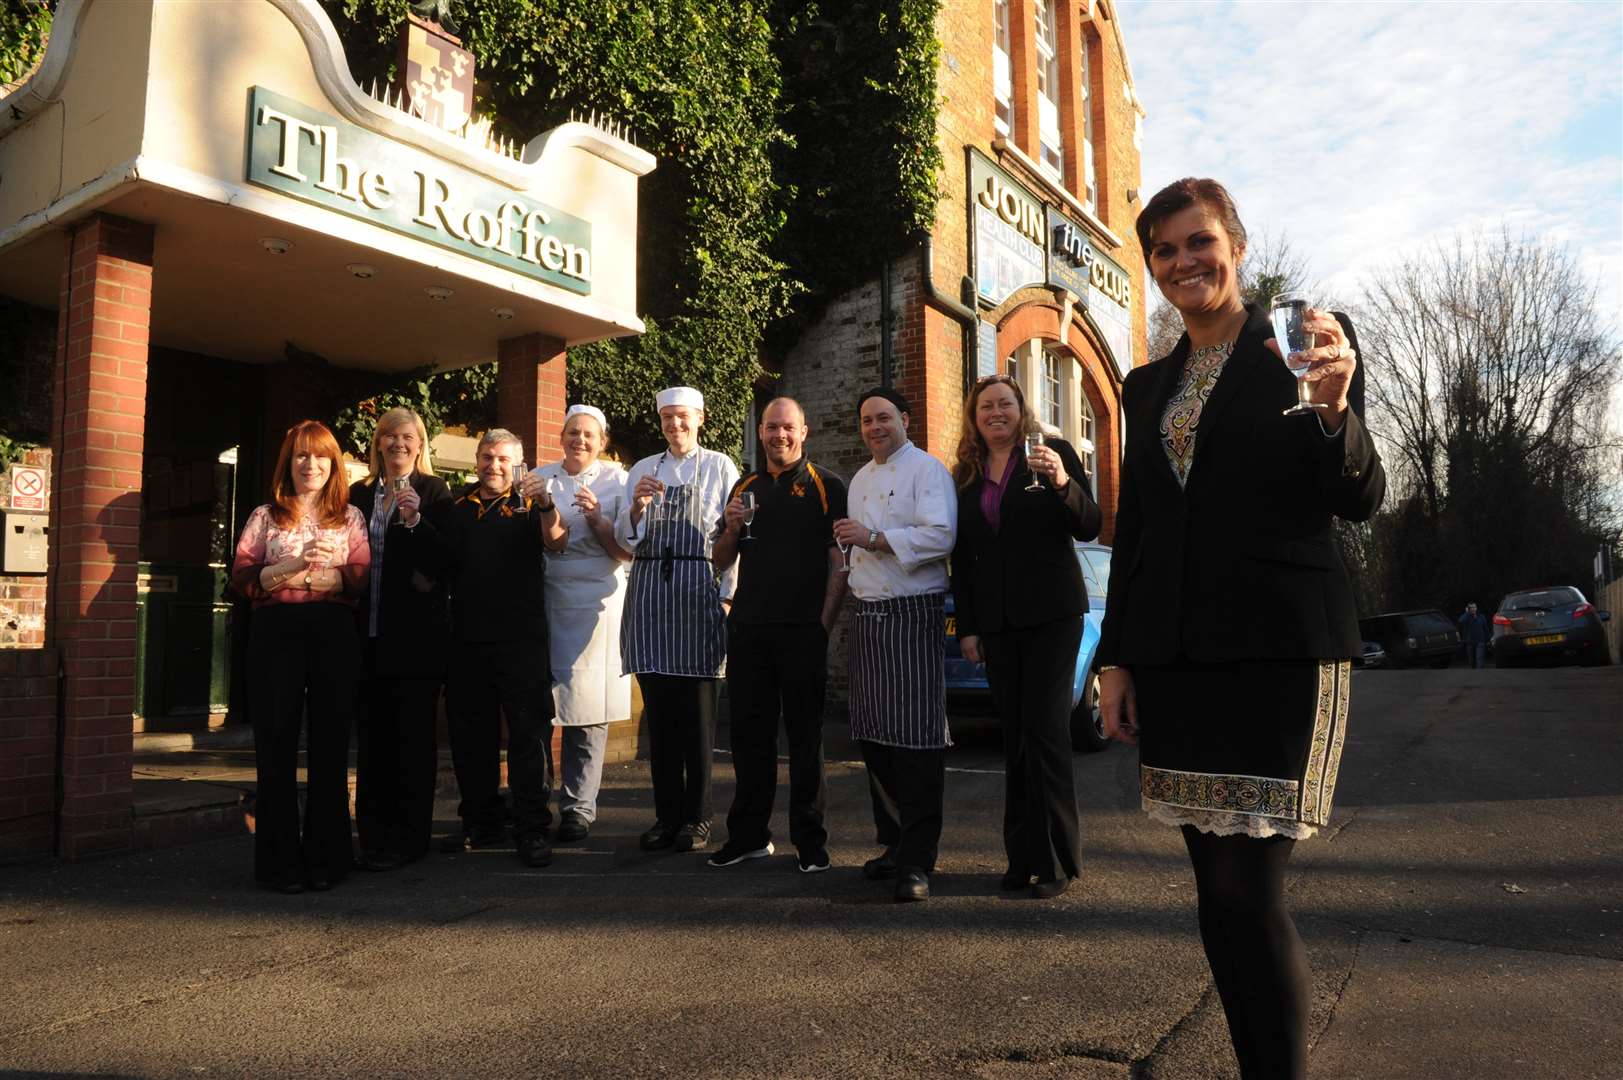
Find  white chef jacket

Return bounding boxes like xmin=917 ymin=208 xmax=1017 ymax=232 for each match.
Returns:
xmin=614 ymin=444 xmax=740 ymax=601
xmin=845 ymin=440 xmax=957 ymax=601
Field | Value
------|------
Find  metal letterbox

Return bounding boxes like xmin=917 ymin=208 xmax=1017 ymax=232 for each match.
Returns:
xmin=1 ymin=511 xmax=48 ymax=574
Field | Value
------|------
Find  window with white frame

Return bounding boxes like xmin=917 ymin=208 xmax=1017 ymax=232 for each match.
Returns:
xmin=1079 ymin=32 xmax=1096 ymax=210
xmin=1040 ymin=350 xmax=1062 ymax=430
xmin=993 ymin=0 xmax=1012 ymax=135
xmin=1076 ymin=391 xmax=1097 ymax=492
xmin=1034 ymin=0 xmax=1063 ymax=182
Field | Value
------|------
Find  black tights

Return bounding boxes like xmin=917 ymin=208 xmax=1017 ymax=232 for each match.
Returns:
xmin=1182 ymin=826 xmax=1310 ymax=1080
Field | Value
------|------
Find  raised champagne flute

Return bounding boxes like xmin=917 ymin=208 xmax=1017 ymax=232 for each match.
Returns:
xmin=1024 ymin=431 xmax=1046 ymax=491
xmin=740 ymin=491 xmax=757 ymax=541
xmin=837 ymin=537 xmax=853 ymax=573
xmin=1270 ymin=291 xmax=1326 ymax=416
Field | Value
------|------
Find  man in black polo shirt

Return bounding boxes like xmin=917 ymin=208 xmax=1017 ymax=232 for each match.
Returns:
xmin=708 ymin=397 xmax=848 ymax=872
xmin=426 ymin=428 xmax=567 ymax=867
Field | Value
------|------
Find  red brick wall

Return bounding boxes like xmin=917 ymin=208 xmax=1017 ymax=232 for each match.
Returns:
xmin=0 ymin=647 xmax=59 ymax=860
xmin=47 ymin=213 xmax=154 ymax=858
xmin=495 ymin=333 xmax=567 ymax=467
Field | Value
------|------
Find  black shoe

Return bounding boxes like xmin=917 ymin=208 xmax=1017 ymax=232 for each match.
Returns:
xmin=862 ymin=849 xmax=898 ymax=880
xmin=359 ymin=851 xmax=406 ymax=872
xmin=554 ymin=814 xmax=590 ymax=844
xmin=797 ymin=848 xmax=831 ymax=874
xmin=308 ymin=877 xmax=334 ymax=892
xmin=438 ymin=833 xmax=468 ymax=854
xmin=467 ymin=826 xmax=506 ymax=849
xmin=673 ymin=820 xmax=711 ymax=852
xmin=639 ymin=821 xmax=680 ymax=851
xmin=707 ymin=840 xmax=773 ymax=867
xmin=265 ymin=879 xmax=305 ymax=895
xmin=1000 ymin=868 xmax=1031 ymax=891
xmin=518 ymin=835 xmax=554 ymax=868
xmin=894 ymin=870 xmax=930 ymax=902
xmin=1031 ymin=877 xmax=1071 ymax=899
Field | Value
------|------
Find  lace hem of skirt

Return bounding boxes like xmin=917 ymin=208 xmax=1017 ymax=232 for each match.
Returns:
xmin=1143 ymin=798 xmax=1318 ymax=840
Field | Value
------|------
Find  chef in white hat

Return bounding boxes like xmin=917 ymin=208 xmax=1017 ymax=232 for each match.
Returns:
xmin=616 ymin=386 xmax=740 ymax=853
xmin=526 ymin=404 xmax=632 ymax=844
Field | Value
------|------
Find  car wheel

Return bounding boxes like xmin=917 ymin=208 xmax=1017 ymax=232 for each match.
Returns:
xmin=1070 ymin=671 xmax=1110 ymax=754
xmin=1583 ymin=644 xmax=1613 ymax=667
xmin=1429 ymin=656 xmax=1451 ymax=669
xmin=1495 ymin=654 xmax=1517 ymax=669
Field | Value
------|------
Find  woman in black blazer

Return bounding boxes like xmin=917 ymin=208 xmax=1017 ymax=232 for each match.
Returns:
xmin=950 ymin=375 xmax=1101 ymax=898
xmin=1098 ymin=179 xmax=1384 ymax=1080
xmin=349 ymin=407 xmax=455 ymax=871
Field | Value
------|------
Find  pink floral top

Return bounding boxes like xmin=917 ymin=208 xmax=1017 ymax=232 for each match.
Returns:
xmin=230 ymin=503 xmax=370 ymax=607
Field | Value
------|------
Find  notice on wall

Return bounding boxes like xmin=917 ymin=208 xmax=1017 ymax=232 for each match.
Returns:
xmin=977 ymin=318 xmax=998 ymax=380
xmin=8 ymin=464 xmax=46 ymax=511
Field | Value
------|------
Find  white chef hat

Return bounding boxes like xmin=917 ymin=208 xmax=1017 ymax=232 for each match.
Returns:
xmin=564 ymin=403 xmax=609 ymax=431
xmin=655 ymin=386 xmax=704 ymax=411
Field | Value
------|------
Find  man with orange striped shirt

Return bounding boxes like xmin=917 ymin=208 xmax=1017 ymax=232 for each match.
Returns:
xmin=708 ymin=398 xmax=849 ymax=873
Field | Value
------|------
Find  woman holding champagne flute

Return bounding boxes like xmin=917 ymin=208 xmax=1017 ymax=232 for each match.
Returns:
xmin=1097 ymin=178 xmax=1385 ymax=1078
xmin=230 ymin=420 xmax=370 ymax=893
xmin=528 ymin=404 xmax=632 ymax=843
xmin=349 ymin=407 xmax=454 ymax=871
xmin=948 ymin=375 xmax=1100 ymax=899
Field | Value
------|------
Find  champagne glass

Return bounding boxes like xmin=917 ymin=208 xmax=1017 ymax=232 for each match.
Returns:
xmin=740 ymin=491 xmax=757 ymax=541
xmin=837 ymin=538 xmax=853 ymax=573
xmin=1270 ymin=291 xmax=1326 ymax=416
xmin=1024 ymin=431 xmax=1046 ymax=491
xmin=513 ymin=460 xmax=529 ymax=507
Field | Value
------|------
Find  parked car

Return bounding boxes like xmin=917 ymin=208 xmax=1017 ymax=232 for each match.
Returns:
xmin=1355 ymin=640 xmax=1387 ymax=668
xmin=944 ymin=542 xmax=1112 ymax=753
xmin=1357 ymin=609 xmax=1460 ymax=668
xmin=1491 ymin=586 xmax=1612 ymax=667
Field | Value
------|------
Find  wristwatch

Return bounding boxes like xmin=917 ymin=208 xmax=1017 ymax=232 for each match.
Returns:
xmin=302 ymin=571 xmax=314 ymax=589
xmin=867 ymin=529 xmax=878 ymax=550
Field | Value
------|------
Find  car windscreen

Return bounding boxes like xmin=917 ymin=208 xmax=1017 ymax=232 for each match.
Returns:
xmin=1503 ymin=588 xmax=1581 ymax=611
xmin=1405 ymin=613 xmax=1454 ymax=636
xmin=1078 ymin=547 xmax=1111 ymax=595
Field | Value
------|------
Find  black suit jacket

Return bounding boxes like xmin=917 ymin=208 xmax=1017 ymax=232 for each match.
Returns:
xmin=950 ymin=437 xmax=1103 ymax=637
xmin=348 ymin=473 xmax=454 ymax=675
xmin=1097 ymin=303 xmax=1385 ymax=666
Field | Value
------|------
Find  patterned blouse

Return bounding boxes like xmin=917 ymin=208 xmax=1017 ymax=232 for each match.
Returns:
xmin=230 ymin=503 xmax=370 ymax=608
xmin=1159 ymin=340 xmax=1235 ymax=487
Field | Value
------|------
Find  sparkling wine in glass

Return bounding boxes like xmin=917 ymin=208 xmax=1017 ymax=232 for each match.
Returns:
xmin=740 ymin=491 xmax=757 ymax=540
xmin=1270 ymin=292 xmax=1325 ymax=416
xmin=1024 ymin=431 xmax=1046 ymax=491
xmin=837 ymin=539 xmax=853 ymax=573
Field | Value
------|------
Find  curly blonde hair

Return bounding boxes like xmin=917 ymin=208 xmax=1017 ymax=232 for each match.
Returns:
xmin=952 ymin=375 xmax=1038 ymax=490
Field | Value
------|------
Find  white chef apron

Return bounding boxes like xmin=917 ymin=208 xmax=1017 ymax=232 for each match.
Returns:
xmin=545 ymin=552 xmax=632 ymax=726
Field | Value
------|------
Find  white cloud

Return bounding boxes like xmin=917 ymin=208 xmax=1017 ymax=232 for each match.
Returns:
xmin=1116 ymin=0 xmax=1623 ymax=330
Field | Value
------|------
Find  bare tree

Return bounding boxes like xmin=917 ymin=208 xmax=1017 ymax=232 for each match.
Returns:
xmin=1356 ymin=229 xmax=1621 ymax=611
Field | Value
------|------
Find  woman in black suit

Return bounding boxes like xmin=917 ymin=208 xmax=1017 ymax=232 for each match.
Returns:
xmin=1098 ymin=178 xmax=1385 ymax=1079
xmin=950 ymin=375 xmax=1101 ymax=899
xmin=349 ymin=406 xmax=455 ymax=871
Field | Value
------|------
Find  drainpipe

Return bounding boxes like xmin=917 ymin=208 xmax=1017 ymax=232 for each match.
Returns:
xmin=913 ymin=229 xmax=979 ymax=394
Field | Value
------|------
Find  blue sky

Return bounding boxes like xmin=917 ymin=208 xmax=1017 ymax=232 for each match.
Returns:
xmin=1116 ymin=0 xmax=1623 ymax=331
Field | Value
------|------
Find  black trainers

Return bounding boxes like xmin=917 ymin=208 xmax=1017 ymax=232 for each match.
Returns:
xmin=797 ymin=848 xmax=831 ymax=874
xmin=706 ymin=840 xmax=774 ymax=867
xmin=672 ymin=820 xmax=711 ymax=852
xmin=862 ymin=848 xmax=898 ymax=880
xmin=639 ymin=821 xmax=680 ymax=851
xmin=517 ymin=835 xmax=553 ymax=868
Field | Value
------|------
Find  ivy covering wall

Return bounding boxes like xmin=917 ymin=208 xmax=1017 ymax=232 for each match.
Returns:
xmin=0 ymin=0 xmax=941 ymax=464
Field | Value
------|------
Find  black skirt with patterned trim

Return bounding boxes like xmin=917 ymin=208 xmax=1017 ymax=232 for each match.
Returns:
xmin=1132 ymin=657 xmax=1351 ymax=839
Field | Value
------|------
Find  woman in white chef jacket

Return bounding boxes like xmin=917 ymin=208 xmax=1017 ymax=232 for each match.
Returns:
xmin=529 ymin=404 xmax=632 ymax=844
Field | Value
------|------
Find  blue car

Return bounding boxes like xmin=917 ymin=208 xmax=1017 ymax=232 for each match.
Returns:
xmin=944 ymin=542 xmax=1113 ymax=752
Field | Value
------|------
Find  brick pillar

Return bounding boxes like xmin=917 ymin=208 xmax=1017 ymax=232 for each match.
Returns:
xmin=47 ymin=213 xmax=153 ymax=858
xmin=1009 ymin=0 xmax=1040 ymax=160
xmin=495 ymin=333 xmax=567 ymax=466
xmin=1056 ymin=2 xmax=1086 ymax=197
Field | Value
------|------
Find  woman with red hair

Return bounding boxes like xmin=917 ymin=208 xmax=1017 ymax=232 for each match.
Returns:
xmin=230 ymin=420 xmax=370 ymax=893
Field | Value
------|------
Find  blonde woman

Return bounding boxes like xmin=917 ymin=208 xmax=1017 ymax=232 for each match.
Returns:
xmin=348 ymin=407 xmax=454 ymax=871
xmin=528 ymin=404 xmax=632 ymax=843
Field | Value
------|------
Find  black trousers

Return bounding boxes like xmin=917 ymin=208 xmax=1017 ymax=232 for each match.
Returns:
xmin=723 ymin=622 xmax=829 ymax=853
xmin=445 ymin=639 xmax=553 ymax=843
xmin=1183 ymin=827 xmax=1309 ymax=1080
xmin=636 ymin=673 xmax=718 ymax=827
xmin=248 ymin=602 xmax=359 ymax=886
xmin=859 ymin=741 xmax=945 ymax=875
xmin=354 ymin=638 xmax=441 ymax=860
xmin=982 ymin=617 xmax=1084 ymax=884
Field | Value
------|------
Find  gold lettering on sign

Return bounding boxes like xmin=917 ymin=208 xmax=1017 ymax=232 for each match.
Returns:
xmin=978 ymin=175 xmax=1044 ymax=246
xmin=257 ymin=105 xmax=323 ymax=183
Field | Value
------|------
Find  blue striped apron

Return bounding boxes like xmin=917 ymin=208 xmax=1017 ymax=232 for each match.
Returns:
xmin=620 ymin=483 xmax=727 ymax=677
xmin=848 ymin=592 xmax=950 ymax=749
